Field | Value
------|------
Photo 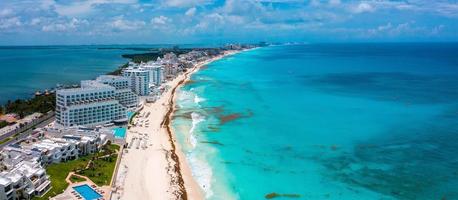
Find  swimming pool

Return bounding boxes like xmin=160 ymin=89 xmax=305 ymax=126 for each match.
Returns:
xmin=73 ymin=184 xmax=102 ymax=200
xmin=113 ymin=127 xmax=126 ymax=138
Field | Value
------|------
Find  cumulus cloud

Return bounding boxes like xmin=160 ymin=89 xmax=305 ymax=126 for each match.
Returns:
xmin=110 ymin=17 xmax=145 ymax=31
xmin=162 ymin=0 xmax=211 ymax=8
xmin=0 ymin=0 xmax=457 ymax=44
xmin=364 ymin=21 xmax=441 ymax=37
xmin=54 ymin=0 xmax=137 ymax=17
xmin=185 ymin=7 xmax=197 ymax=17
xmin=41 ymin=18 xmax=89 ymax=32
xmin=352 ymin=2 xmax=375 ymax=13
xmin=151 ymin=15 xmax=171 ymax=25
xmin=0 ymin=17 xmax=22 ymax=30
xmin=329 ymin=0 xmax=341 ymax=6
xmin=30 ymin=18 xmax=42 ymax=26
xmin=0 ymin=8 xmax=14 ymax=17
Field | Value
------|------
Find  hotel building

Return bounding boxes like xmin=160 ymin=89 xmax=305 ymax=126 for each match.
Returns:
xmin=96 ymin=75 xmax=139 ymax=108
xmin=0 ymin=127 xmax=107 ymax=200
xmin=122 ymin=68 xmax=150 ymax=96
xmin=56 ymin=80 xmax=127 ymax=127
xmin=142 ymin=63 xmax=164 ymax=87
xmin=0 ymin=160 xmax=50 ymax=200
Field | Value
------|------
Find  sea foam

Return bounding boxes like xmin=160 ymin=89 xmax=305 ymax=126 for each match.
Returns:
xmin=188 ymin=151 xmax=214 ymax=199
xmin=189 ymin=112 xmax=204 ymax=148
xmin=188 ymin=111 xmax=213 ymax=198
xmin=194 ymin=95 xmax=206 ymax=104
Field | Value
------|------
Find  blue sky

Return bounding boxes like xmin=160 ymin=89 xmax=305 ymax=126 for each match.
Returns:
xmin=0 ymin=0 xmax=457 ymax=45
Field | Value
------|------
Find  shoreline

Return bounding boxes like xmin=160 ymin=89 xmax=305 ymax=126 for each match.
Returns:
xmin=113 ymin=49 xmax=243 ymax=200
xmin=166 ymin=50 xmax=243 ymax=199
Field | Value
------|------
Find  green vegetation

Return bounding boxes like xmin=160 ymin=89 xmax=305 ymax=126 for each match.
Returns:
xmin=121 ymin=49 xmax=192 ymax=63
xmin=33 ymin=155 xmax=91 ymax=200
xmin=0 ymin=121 xmax=8 ymax=129
xmin=77 ymin=154 xmax=117 ymax=186
xmin=33 ymin=143 xmax=120 ymax=200
xmin=0 ymin=137 xmax=13 ymax=145
xmin=0 ymin=133 xmax=20 ymax=145
xmin=107 ymin=142 xmax=120 ymax=151
xmin=3 ymin=94 xmax=55 ymax=118
xmin=69 ymin=175 xmax=86 ymax=183
xmin=106 ymin=63 xmax=129 ymax=75
xmin=77 ymin=143 xmax=119 ymax=186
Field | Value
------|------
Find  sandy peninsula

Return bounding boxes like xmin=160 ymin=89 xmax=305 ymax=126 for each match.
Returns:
xmin=112 ymin=50 xmax=241 ymax=200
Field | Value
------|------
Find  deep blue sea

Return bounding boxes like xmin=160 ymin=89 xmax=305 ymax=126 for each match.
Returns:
xmin=172 ymin=44 xmax=458 ymax=200
xmin=0 ymin=46 xmax=140 ymax=104
xmin=0 ymin=44 xmax=218 ymax=104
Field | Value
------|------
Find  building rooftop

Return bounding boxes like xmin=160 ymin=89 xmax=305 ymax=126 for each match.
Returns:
xmin=96 ymin=75 xmax=130 ymax=82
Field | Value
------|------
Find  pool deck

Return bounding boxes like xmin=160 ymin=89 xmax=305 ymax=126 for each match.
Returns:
xmin=51 ymin=173 xmax=110 ymax=200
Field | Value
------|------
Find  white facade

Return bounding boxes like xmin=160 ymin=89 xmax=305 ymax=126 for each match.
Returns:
xmin=0 ymin=127 xmax=108 ymax=200
xmin=56 ymin=81 xmax=127 ymax=127
xmin=96 ymin=75 xmax=139 ymax=108
xmin=142 ymin=64 xmax=163 ymax=87
xmin=0 ymin=161 xmax=50 ymax=200
xmin=122 ymin=68 xmax=150 ymax=96
xmin=30 ymin=138 xmax=79 ymax=164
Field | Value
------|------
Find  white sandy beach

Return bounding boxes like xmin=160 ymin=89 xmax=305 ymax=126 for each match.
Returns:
xmin=112 ymin=50 xmax=240 ymax=200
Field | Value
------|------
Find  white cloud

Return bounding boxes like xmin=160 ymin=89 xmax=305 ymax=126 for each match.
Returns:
xmin=329 ymin=0 xmax=341 ymax=6
xmin=0 ymin=8 xmax=14 ymax=17
xmin=0 ymin=17 xmax=22 ymax=29
xmin=54 ymin=0 xmax=137 ymax=17
xmin=41 ymin=18 xmax=89 ymax=32
xmin=30 ymin=18 xmax=42 ymax=26
xmin=185 ymin=7 xmax=197 ymax=17
xmin=364 ymin=21 xmax=442 ymax=38
xmin=162 ymin=0 xmax=211 ymax=8
xmin=151 ymin=15 xmax=171 ymax=25
xmin=110 ymin=17 xmax=145 ymax=31
xmin=352 ymin=2 xmax=375 ymax=13
xmin=309 ymin=0 xmax=320 ymax=7
xmin=431 ymin=24 xmax=444 ymax=35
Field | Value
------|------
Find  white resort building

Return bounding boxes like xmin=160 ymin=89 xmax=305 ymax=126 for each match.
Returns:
xmin=0 ymin=160 xmax=50 ymax=200
xmin=122 ymin=68 xmax=150 ymax=96
xmin=141 ymin=63 xmax=164 ymax=87
xmin=55 ymin=80 xmax=127 ymax=127
xmin=96 ymin=75 xmax=139 ymax=108
xmin=0 ymin=127 xmax=108 ymax=200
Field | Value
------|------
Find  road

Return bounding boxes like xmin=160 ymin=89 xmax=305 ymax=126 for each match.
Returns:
xmin=0 ymin=116 xmax=55 ymax=149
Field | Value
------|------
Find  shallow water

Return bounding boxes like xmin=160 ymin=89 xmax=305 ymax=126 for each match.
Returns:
xmin=172 ymin=43 xmax=458 ymax=200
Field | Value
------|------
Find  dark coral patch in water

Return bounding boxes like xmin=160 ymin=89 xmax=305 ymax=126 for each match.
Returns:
xmin=302 ymin=72 xmax=458 ymax=104
xmin=183 ymin=80 xmax=197 ymax=86
xmin=206 ymin=125 xmax=220 ymax=132
xmin=316 ymin=125 xmax=458 ymax=200
xmin=199 ymin=65 xmax=208 ymax=70
xmin=265 ymin=192 xmax=301 ymax=199
xmin=204 ymin=106 xmax=225 ymax=115
xmin=200 ymin=140 xmax=224 ymax=146
xmin=219 ymin=113 xmax=242 ymax=124
xmin=172 ymin=111 xmax=193 ymax=120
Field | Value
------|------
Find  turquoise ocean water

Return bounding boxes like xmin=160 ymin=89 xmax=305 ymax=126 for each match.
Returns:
xmin=172 ymin=44 xmax=458 ymax=200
